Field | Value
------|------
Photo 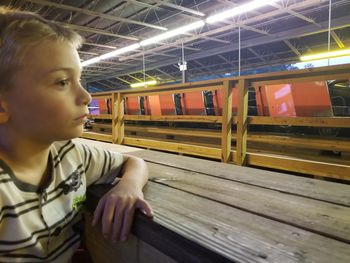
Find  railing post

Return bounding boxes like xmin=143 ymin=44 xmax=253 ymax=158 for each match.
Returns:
xmin=221 ymin=80 xmax=233 ymax=163
xmin=112 ymin=92 xmax=117 ymax=143
xmin=115 ymin=92 xmax=124 ymax=144
xmin=236 ymin=79 xmax=249 ymax=166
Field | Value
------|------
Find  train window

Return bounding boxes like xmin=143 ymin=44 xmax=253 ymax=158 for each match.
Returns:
xmin=203 ymin=91 xmax=215 ymax=116
xmin=248 ymin=88 xmax=258 ymax=116
xmin=139 ymin=96 xmax=145 ymax=115
xmin=173 ymin=94 xmax=183 ymax=115
xmin=106 ymin=98 xmax=112 ymax=114
xmin=328 ymin=80 xmax=350 ymax=116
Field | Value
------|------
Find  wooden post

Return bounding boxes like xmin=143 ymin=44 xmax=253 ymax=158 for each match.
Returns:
xmin=236 ymin=79 xmax=249 ymax=166
xmin=112 ymin=92 xmax=117 ymax=143
xmin=221 ymin=80 xmax=232 ymax=163
xmin=116 ymin=93 xmax=125 ymax=144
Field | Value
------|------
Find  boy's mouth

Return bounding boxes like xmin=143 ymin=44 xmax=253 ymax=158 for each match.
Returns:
xmin=75 ymin=113 xmax=89 ymax=120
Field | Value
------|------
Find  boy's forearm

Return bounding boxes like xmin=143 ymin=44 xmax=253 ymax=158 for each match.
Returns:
xmin=118 ymin=156 xmax=149 ymax=190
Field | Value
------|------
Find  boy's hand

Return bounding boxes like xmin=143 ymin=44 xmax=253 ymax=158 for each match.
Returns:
xmin=92 ymin=180 xmax=153 ymax=243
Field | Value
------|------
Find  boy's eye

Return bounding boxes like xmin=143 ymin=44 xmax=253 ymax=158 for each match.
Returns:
xmin=57 ymin=79 xmax=70 ymax=86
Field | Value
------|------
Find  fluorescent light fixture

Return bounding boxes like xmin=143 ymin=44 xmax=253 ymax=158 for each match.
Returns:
xmin=206 ymin=0 xmax=278 ymax=24
xmin=130 ymin=80 xmax=157 ymax=88
xmin=300 ymin=49 xmax=350 ymax=61
xmin=140 ymin=20 xmax=205 ymax=47
xmin=99 ymin=43 xmax=141 ymax=59
xmin=81 ymin=43 xmax=141 ymax=67
xmin=81 ymin=57 xmax=102 ymax=67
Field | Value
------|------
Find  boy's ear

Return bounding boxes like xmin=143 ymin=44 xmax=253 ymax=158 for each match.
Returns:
xmin=0 ymin=96 xmax=10 ymax=124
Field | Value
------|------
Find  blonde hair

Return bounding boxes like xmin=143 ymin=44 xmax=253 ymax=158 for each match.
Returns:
xmin=0 ymin=6 xmax=83 ymax=92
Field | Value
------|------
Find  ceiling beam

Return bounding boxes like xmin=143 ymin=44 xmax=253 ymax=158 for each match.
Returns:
xmin=26 ymin=0 xmax=167 ymax=31
xmin=60 ymin=23 xmax=138 ymax=41
xmin=116 ymin=77 xmax=132 ymax=85
xmin=283 ymin=40 xmax=301 ymax=56
xmin=247 ymin=48 xmax=266 ymax=62
xmin=153 ymin=0 xmax=205 ymax=17
xmin=156 ymin=68 xmax=176 ymax=80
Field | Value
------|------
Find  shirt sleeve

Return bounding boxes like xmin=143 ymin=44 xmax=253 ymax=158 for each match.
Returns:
xmin=75 ymin=142 xmax=124 ymax=187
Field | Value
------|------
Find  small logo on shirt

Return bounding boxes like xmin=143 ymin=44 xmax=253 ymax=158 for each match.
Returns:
xmin=73 ymin=195 xmax=86 ymax=211
xmin=59 ymin=170 xmax=83 ymax=195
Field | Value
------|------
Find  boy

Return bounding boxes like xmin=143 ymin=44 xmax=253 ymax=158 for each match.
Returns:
xmin=0 ymin=6 xmax=153 ymax=262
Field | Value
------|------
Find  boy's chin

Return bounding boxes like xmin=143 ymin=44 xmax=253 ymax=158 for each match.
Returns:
xmin=54 ymin=128 xmax=84 ymax=142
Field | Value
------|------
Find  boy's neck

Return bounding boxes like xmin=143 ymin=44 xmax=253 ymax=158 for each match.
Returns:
xmin=0 ymin=129 xmax=52 ymax=186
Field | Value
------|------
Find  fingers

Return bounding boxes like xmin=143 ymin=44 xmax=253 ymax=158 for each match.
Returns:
xmin=118 ymin=203 xmax=135 ymax=242
xmin=92 ymin=197 xmax=106 ymax=226
xmin=93 ymin=196 xmax=153 ymax=242
xmin=101 ymin=197 xmax=119 ymax=237
xmin=136 ymin=199 xmax=154 ymax=217
xmin=111 ymin=204 xmax=123 ymax=241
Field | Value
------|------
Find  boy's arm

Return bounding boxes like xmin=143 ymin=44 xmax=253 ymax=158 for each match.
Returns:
xmin=91 ymin=155 xmax=153 ymax=242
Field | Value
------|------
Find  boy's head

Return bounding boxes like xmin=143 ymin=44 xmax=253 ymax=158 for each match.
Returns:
xmin=0 ymin=7 xmax=91 ymax=142
xmin=0 ymin=6 xmax=83 ymax=92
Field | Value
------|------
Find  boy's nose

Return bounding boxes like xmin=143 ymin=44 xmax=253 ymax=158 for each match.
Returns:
xmin=83 ymin=89 xmax=92 ymax=105
xmin=77 ymin=85 xmax=92 ymax=105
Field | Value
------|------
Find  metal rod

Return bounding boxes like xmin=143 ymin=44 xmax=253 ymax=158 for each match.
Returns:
xmin=238 ymin=26 xmax=241 ymax=76
xmin=142 ymin=52 xmax=146 ymax=83
xmin=182 ymin=41 xmax=186 ymax=83
xmin=328 ymin=0 xmax=332 ymax=66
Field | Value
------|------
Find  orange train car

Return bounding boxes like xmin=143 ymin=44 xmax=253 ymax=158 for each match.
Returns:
xmin=256 ymin=81 xmax=333 ymax=117
xmin=88 ymin=98 xmax=111 ymax=115
xmin=122 ymin=81 xmax=347 ymax=118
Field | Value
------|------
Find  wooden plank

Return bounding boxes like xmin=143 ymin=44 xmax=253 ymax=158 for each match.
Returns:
xmin=87 ymin=114 xmax=112 ymax=120
xmin=249 ymin=116 xmax=350 ymax=128
xmin=236 ymin=79 xmax=249 ymax=165
xmin=124 ymin=115 xmax=222 ymax=123
xmin=247 ymin=152 xmax=350 ymax=181
xmin=86 ymin=182 xmax=350 ymax=263
xmin=146 ymin=162 xmax=350 ymax=242
xmin=246 ymin=133 xmax=350 ymax=152
xmin=244 ymin=143 xmax=350 ymax=166
xmin=89 ymin=94 xmax=112 ymax=100
xmin=126 ymin=125 xmax=221 ymax=138
xmin=123 ymin=137 xmax=221 ymax=159
xmin=81 ymin=131 xmax=112 ymax=142
xmin=88 ymin=91 xmax=113 ymax=97
xmin=120 ymin=79 xmax=224 ymax=94
xmin=220 ymin=80 xmax=233 ymax=163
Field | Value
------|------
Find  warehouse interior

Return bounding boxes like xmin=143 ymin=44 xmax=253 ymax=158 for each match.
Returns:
xmin=1 ymin=1 xmax=350 ymax=263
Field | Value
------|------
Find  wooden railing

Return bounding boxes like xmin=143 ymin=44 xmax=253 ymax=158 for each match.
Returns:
xmin=82 ymin=64 xmax=350 ymax=181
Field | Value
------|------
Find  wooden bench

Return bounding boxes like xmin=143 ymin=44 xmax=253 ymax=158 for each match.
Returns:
xmin=76 ymin=138 xmax=350 ymax=263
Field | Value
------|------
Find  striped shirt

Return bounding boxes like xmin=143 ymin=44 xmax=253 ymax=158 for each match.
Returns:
xmin=0 ymin=140 xmax=123 ymax=262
